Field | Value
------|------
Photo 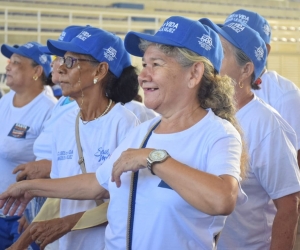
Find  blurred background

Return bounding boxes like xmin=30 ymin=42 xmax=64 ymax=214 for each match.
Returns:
xmin=0 ymin=0 xmax=300 ymax=92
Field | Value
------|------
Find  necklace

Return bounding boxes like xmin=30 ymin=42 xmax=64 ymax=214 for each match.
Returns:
xmin=80 ymin=99 xmax=113 ymax=125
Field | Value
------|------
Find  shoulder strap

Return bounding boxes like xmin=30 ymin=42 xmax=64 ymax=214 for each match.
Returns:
xmin=76 ymin=112 xmax=86 ymax=173
xmin=76 ymin=112 xmax=103 ymax=206
xmin=126 ymin=120 xmax=161 ymax=250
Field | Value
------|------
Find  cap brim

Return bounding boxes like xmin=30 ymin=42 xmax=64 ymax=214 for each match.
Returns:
xmin=199 ymin=18 xmax=239 ymax=49
xmin=124 ymin=31 xmax=182 ymax=57
xmin=47 ymin=40 xmax=88 ymax=57
xmin=38 ymin=46 xmax=52 ymax=55
xmin=1 ymin=44 xmax=21 ymax=59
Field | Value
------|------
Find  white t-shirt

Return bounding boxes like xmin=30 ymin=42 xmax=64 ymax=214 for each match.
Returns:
xmin=218 ymin=95 xmax=300 ymax=250
xmin=96 ymin=109 xmax=246 ymax=250
xmin=253 ymin=70 xmax=300 ymax=149
xmin=50 ymin=103 xmax=139 ymax=250
xmin=0 ymin=90 xmax=56 ymax=215
xmin=124 ymin=100 xmax=158 ymax=122
xmin=44 ymin=85 xmax=58 ymax=103
xmin=34 ymin=99 xmax=155 ymax=160
xmin=33 ymin=96 xmax=78 ymax=160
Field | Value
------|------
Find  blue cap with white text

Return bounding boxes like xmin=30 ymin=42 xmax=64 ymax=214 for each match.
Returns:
xmin=199 ymin=18 xmax=267 ymax=81
xmin=124 ymin=16 xmax=224 ymax=73
xmin=47 ymin=26 xmax=131 ymax=77
xmin=1 ymin=42 xmax=52 ymax=77
xmin=39 ymin=25 xmax=86 ymax=55
xmin=224 ymin=9 xmax=271 ymax=44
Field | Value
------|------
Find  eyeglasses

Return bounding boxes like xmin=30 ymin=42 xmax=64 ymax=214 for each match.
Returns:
xmin=59 ymin=56 xmax=98 ymax=69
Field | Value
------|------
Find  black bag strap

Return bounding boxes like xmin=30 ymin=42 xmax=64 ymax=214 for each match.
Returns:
xmin=126 ymin=120 xmax=161 ymax=250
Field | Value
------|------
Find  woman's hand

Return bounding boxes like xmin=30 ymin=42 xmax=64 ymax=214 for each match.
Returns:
xmin=5 ymin=223 xmax=32 ymax=250
xmin=111 ymin=148 xmax=152 ymax=187
xmin=5 ymin=244 xmax=27 ymax=250
xmin=18 ymin=215 xmax=29 ymax=233
xmin=13 ymin=160 xmax=51 ymax=181
xmin=0 ymin=181 xmax=34 ymax=216
xmin=30 ymin=213 xmax=84 ymax=250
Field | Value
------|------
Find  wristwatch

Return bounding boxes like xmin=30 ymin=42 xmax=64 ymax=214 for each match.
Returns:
xmin=147 ymin=149 xmax=170 ymax=175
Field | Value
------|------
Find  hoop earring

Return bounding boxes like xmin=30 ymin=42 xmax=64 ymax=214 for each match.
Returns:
xmin=238 ymin=81 xmax=244 ymax=88
xmin=93 ymin=78 xmax=98 ymax=84
xmin=33 ymin=75 xmax=38 ymax=81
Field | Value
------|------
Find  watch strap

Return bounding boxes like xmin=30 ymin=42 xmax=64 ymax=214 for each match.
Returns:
xmin=146 ymin=158 xmax=156 ymax=175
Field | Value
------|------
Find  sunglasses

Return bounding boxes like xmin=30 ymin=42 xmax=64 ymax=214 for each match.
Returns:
xmin=59 ymin=56 xmax=98 ymax=69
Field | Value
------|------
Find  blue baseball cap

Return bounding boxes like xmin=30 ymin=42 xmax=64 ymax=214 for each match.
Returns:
xmin=47 ymin=26 xmax=131 ymax=78
xmin=124 ymin=16 xmax=224 ymax=73
xmin=1 ymin=42 xmax=52 ymax=77
xmin=199 ymin=18 xmax=267 ymax=81
xmin=225 ymin=9 xmax=271 ymax=44
xmin=52 ymin=84 xmax=62 ymax=97
xmin=39 ymin=25 xmax=86 ymax=55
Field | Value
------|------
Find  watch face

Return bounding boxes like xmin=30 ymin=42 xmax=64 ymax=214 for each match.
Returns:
xmin=149 ymin=150 xmax=167 ymax=161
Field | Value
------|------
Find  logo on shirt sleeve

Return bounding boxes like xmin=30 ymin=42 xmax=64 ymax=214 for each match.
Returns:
xmin=8 ymin=123 xmax=30 ymax=138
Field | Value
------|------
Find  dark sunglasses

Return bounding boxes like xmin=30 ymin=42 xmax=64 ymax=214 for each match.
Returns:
xmin=59 ymin=56 xmax=98 ymax=69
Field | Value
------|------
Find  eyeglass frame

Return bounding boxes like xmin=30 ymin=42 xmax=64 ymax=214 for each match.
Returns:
xmin=59 ymin=56 xmax=99 ymax=69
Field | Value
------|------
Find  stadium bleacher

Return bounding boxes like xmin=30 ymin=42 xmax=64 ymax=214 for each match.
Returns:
xmin=0 ymin=0 xmax=299 ymax=86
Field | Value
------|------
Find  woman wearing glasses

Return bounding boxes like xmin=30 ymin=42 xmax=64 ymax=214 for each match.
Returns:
xmin=6 ymin=26 xmax=139 ymax=250
xmin=1 ymin=17 xmax=247 ymax=250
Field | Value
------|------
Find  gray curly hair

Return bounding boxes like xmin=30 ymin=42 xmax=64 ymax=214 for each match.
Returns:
xmin=139 ymin=40 xmax=248 ymax=178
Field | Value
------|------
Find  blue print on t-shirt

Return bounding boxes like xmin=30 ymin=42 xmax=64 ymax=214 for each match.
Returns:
xmin=94 ymin=147 xmax=110 ymax=164
xmin=158 ymin=180 xmax=173 ymax=190
xmin=57 ymin=150 xmax=73 ymax=160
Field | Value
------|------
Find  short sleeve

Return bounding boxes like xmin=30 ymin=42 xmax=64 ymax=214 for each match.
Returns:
xmin=206 ymin=134 xmax=242 ymax=180
xmin=274 ymin=90 xmax=300 ymax=149
xmin=252 ymin=128 xmax=300 ymax=200
xmin=95 ymin=139 xmax=131 ymax=190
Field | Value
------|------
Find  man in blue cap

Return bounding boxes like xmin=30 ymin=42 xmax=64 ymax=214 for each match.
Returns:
xmin=225 ymin=9 xmax=300 ymax=169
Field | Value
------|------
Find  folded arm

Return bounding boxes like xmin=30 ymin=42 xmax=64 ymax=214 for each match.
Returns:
xmin=112 ymin=148 xmax=239 ymax=216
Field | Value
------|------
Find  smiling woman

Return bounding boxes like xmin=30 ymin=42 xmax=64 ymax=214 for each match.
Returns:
xmin=2 ymin=27 xmax=140 ymax=250
xmin=0 ymin=16 xmax=248 ymax=250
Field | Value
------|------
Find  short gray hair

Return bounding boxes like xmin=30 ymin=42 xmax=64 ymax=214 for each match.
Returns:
xmin=139 ymin=39 xmax=194 ymax=68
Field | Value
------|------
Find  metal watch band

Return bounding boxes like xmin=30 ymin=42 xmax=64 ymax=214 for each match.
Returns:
xmin=146 ymin=159 xmax=156 ymax=175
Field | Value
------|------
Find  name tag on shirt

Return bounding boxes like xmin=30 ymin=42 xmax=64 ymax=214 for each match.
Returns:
xmin=8 ymin=123 xmax=30 ymax=138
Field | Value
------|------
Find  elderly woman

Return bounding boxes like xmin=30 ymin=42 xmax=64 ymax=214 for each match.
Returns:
xmin=13 ymin=26 xmax=85 ymax=184
xmin=6 ymin=26 xmax=140 ymax=250
xmin=8 ymin=25 xmax=86 ymax=250
xmin=226 ymin=9 xmax=300 ymax=168
xmin=0 ymin=42 xmax=55 ymax=249
xmin=10 ymin=26 xmax=155 ymax=250
xmin=200 ymin=18 xmax=300 ymax=249
xmin=0 ymin=16 xmax=246 ymax=249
